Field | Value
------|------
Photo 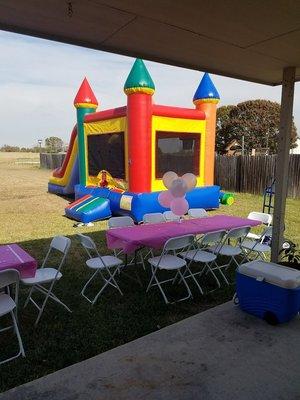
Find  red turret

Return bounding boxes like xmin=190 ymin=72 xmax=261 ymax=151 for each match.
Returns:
xmin=74 ymin=77 xmax=98 ymax=108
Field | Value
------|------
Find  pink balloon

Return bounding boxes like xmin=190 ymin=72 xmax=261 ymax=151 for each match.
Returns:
xmin=170 ymin=197 xmax=189 ymax=216
xmin=158 ymin=190 xmax=174 ymax=208
xmin=182 ymin=173 xmax=197 ymax=191
xmin=162 ymin=171 xmax=178 ymax=189
xmin=170 ymin=178 xmax=188 ymax=198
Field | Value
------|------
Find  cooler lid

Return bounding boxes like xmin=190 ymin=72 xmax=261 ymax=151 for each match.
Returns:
xmin=238 ymin=261 xmax=300 ymax=289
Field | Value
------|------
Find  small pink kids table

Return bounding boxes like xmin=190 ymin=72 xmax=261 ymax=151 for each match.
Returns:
xmin=106 ymin=214 xmax=261 ymax=254
xmin=0 ymin=244 xmax=37 ymax=278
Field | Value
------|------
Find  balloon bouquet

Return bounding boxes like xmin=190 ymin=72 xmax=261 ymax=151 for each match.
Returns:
xmin=158 ymin=172 xmax=197 ymax=220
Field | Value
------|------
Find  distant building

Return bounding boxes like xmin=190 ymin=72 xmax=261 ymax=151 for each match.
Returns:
xmin=224 ymin=139 xmax=242 ymax=156
xmin=290 ymin=137 xmax=300 ymax=154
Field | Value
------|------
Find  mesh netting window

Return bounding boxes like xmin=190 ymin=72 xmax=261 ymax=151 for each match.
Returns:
xmin=87 ymin=132 xmax=125 ymax=178
xmin=156 ymin=131 xmax=200 ymax=178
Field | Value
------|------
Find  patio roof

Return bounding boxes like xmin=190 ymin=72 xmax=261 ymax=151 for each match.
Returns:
xmin=0 ymin=0 xmax=299 ymax=85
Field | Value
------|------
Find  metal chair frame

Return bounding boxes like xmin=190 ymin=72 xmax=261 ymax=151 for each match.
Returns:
xmin=209 ymin=226 xmax=251 ymax=285
xmin=146 ymin=235 xmax=194 ymax=304
xmin=179 ymin=230 xmax=227 ymax=294
xmin=0 ymin=269 xmax=25 ymax=364
xmin=241 ymin=226 xmax=272 ymax=262
xmin=22 ymin=236 xmax=71 ymax=326
xmin=77 ymin=234 xmax=123 ymax=305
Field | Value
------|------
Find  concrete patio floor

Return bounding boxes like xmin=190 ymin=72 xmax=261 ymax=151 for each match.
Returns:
xmin=1 ymin=301 xmax=299 ymax=400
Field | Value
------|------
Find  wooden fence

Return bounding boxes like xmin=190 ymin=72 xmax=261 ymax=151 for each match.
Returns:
xmin=40 ymin=153 xmax=66 ymax=170
xmin=214 ymin=154 xmax=300 ymax=198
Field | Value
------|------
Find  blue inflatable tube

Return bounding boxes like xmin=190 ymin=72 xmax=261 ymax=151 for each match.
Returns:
xmin=72 ymin=184 xmax=220 ymax=223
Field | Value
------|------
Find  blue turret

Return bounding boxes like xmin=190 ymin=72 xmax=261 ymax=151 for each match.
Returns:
xmin=193 ymin=73 xmax=220 ymax=105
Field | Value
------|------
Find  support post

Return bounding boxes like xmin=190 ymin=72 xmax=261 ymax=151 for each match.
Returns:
xmin=271 ymin=67 xmax=295 ymax=262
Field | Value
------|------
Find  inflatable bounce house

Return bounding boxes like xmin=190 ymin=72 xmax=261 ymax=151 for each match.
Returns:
xmin=48 ymin=59 xmax=232 ymax=223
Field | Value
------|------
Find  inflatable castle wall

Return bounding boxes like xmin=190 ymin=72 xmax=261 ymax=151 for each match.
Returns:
xmin=48 ymin=59 xmax=229 ymax=223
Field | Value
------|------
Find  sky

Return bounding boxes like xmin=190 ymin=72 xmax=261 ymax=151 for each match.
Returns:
xmin=0 ymin=30 xmax=299 ymax=148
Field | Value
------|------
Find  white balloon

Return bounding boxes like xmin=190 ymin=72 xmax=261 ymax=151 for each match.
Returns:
xmin=170 ymin=178 xmax=188 ymax=198
xmin=182 ymin=173 xmax=197 ymax=191
xmin=162 ymin=171 xmax=178 ymax=189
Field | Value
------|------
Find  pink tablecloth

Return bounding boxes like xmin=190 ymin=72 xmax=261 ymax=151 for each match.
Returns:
xmin=0 ymin=244 xmax=37 ymax=278
xmin=106 ymin=214 xmax=261 ymax=254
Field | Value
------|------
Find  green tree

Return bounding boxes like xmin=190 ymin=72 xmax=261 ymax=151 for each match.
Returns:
xmin=45 ymin=136 xmax=64 ymax=153
xmin=0 ymin=145 xmax=20 ymax=152
xmin=216 ymin=100 xmax=298 ymax=154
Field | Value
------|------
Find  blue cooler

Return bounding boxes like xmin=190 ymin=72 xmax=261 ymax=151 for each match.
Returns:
xmin=236 ymin=261 xmax=300 ymax=324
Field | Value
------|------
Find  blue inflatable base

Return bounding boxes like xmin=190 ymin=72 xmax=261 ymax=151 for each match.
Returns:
xmin=66 ymin=184 xmax=220 ymax=223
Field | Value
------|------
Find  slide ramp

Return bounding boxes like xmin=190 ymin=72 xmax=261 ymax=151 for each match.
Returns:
xmin=48 ymin=126 xmax=79 ymax=195
xmin=65 ymin=195 xmax=111 ymax=223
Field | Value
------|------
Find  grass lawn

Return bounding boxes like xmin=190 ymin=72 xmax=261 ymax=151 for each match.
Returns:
xmin=0 ymin=152 xmax=299 ymax=392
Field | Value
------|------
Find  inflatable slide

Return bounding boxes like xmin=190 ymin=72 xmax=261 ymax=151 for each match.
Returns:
xmin=48 ymin=127 xmax=79 ymax=195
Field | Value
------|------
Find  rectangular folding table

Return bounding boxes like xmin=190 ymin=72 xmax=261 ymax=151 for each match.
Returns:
xmin=106 ymin=214 xmax=261 ymax=254
xmin=0 ymin=244 xmax=37 ymax=278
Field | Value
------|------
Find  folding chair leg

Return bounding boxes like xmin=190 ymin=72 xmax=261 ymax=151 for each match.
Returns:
xmin=153 ymin=270 xmax=170 ymax=304
xmin=90 ymin=270 xmax=123 ymax=305
xmin=205 ymin=264 xmax=221 ymax=289
xmin=106 ymin=268 xmax=123 ymax=296
xmin=147 ymin=267 xmax=192 ymax=304
xmin=177 ymin=270 xmax=193 ymax=300
xmin=212 ymin=261 xmax=230 ymax=285
xmin=146 ymin=266 xmax=156 ymax=293
xmin=179 ymin=264 xmax=204 ymax=295
xmin=34 ymin=285 xmax=72 ymax=326
xmin=0 ymin=311 xmax=25 ymax=364
xmin=11 ymin=311 xmax=25 ymax=358
xmin=0 ymin=311 xmax=25 ymax=365
xmin=81 ymin=268 xmax=123 ymax=305
xmin=24 ymin=286 xmax=34 ymax=308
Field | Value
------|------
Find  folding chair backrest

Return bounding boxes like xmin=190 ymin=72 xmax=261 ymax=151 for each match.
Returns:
xmin=0 ymin=269 xmax=20 ymax=291
xmin=163 ymin=211 xmax=180 ymax=221
xmin=77 ymin=233 xmax=97 ymax=251
xmin=188 ymin=208 xmax=208 ymax=218
xmin=50 ymin=236 xmax=71 ymax=254
xmin=199 ymin=230 xmax=227 ymax=246
xmin=42 ymin=236 xmax=71 ymax=270
xmin=0 ymin=269 xmax=20 ymax=306
xmin=226 ymin=226 xmax=251 ymax=240
xmin=108 ymin=216 xmax=134 ymax=229
xmin=164 ymin=234 xmax=194 ymax=252
xmin=143 ymin=213 xmax=165 ymax=224
xmin=247 ymin=212 xmax=272 ymax=226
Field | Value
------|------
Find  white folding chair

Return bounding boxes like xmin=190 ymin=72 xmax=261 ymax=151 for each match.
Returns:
xmin=188 ymin=208 xmax=208 ymax=218
xmin=77 ymin=234 xmax=123 ymax=305
xmin=208 ymin=226 xmax=251 ymax=284
xmin=241 ymin=226 xmax=272 ymax=261
xmin=247 ymin=212 xmax=272 ymax=241
xmin=108 ymin=215 xmax=146 ymax=270
xmin=108 ymin=216 xmax=135 ymax=229
xmin=143 ymin=213 xmax=166 ymax=224
xmin=108 ymin=216 xmax=134 ymax=260
xmin=163 ymin=211 xmax=180 ymax=222
xmin=0 ymin=269 xmax=25 ymax=364
xmin=22 ymin=236 xmax=71 ymax=326
xmin=146 ymin=234 xmax=194 ymax=304
xmin=180 ymin=230 xmax=227 ymax=294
